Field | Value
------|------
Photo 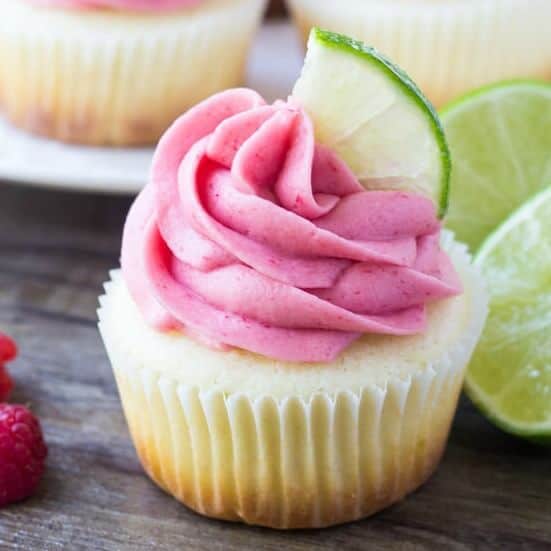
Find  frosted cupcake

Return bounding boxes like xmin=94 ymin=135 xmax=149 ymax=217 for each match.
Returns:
xmin=0 ymin=0 xmax=266 ymax=145
xmin=99 ymin=30 xmax=488 ymax=528
xmin=286 ymin=0 xmax=551 ymax=107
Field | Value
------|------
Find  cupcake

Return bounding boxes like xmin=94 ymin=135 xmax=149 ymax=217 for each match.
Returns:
xmin=98 ymin=30 xmax=488 ymax=528
xmin=286 ymin=0 xmax=551 ymax=107
xmin=0 ymin=0 xmax=266 ymax=145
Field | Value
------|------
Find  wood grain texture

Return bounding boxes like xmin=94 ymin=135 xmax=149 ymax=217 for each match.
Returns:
xmin=0 ymin=181 xmax=550 ymax=550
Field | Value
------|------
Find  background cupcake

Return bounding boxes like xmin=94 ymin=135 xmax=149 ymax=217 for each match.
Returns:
xmin=0 ymin=0 xmax=267 ymax=145
xmin=286 ymin=0 xmax=551 ymax=107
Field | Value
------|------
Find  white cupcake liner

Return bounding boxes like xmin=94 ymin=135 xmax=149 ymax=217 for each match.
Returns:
xmin=109 ymin=359 xmax=460 ymax=527
xmin=286 ymin=0 xmax=551 ymax=107
xmin=0 ymin=0 xmax=267 ymax=145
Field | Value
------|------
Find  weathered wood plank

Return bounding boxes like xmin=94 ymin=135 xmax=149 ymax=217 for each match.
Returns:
xmin=0 ymin=181 xmax=550 ymax=550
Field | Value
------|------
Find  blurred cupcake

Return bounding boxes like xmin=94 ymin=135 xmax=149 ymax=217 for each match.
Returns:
xmin=286 ymin=0 xmax=551 ymax=107
xmin=98 ymin=85 xmax=487 ymax=528
xmin=0 ymin=0 xmax=266 ymax=145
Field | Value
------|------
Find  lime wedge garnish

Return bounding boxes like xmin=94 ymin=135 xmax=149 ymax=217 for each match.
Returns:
xmin=292 ymin=28 xmax=450 ymax=217
xmin=466 ymin=187 xmax=551 ymax=445
xmin=442 ymin=81 xmax=551 ymax=251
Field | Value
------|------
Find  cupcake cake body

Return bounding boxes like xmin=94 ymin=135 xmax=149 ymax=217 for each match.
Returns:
xmin=100 ymin=237 xmax=485 ymax=528
xmin=99 ymin=81 xmax=487 ymax=527
xmin=0 ymin=0 xmax=266 ymax=145
xmin=286 ymin=0 xmax=551 ymax=107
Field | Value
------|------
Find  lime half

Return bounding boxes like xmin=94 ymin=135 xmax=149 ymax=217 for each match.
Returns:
xmin=292 ymin=28 xmax=450 ymax=217
xmin=442 ymin=81 xmax=551 ymax=252
xmin=466 ymin=187 xmax=551 ymax=444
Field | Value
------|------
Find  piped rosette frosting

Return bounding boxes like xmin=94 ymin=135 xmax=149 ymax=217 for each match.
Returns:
xmin=122 ymin=89 xmax=462 ymax=363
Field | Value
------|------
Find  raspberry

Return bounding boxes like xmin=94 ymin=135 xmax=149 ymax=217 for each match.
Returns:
xmin=0 ymin=404 xmax=47 ymax=506
xmin=0 ymin=366 xmax=13 ymax=402
xmin=0 ymin=332 xmax=17 ymax=402
xmin=0 ymin=333 xmax=17 ymax=364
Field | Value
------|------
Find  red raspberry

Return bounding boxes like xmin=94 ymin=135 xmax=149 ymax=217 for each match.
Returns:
xmin=0 ymin=404 xmax=47 ymax=507
xmin=0 ymin=333 xmax=16 ymax=402
xmin=0 ymin=366 xmax=13 ymax=402
xmin=0 ymin=333 xmax=17 ymax=364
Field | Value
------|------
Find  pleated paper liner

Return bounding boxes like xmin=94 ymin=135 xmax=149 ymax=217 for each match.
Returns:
xmin=286 ymin=0 xmax=551 ymax=107
xmin=110 ymin=360 xmax=464 ymax=528
xmin=0 ymin=0 xmax=267 ymax=146
xmin=98 ymin=233 xmax=488 ymax=528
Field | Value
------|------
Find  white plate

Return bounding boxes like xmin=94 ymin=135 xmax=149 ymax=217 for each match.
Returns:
xmin=0 ymin=22 xmax=303 ymax=195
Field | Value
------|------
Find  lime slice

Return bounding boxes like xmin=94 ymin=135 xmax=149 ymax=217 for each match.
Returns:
xmin=465 ymin=187 xmax=551 ymax=445
xmin=442 ymin=81 xmax=551 ymax=252
xmin=292 ymin=28 xmax=450 ymax=217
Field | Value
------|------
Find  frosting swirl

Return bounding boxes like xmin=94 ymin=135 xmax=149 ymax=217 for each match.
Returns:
xmin=28 ymin=0 xmax=202 ymax=11
xmin=122 ymin=89 xmax=462 ymax=363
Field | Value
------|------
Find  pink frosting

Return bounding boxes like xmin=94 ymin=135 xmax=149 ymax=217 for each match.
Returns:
xmin=28 ymin=0 xmax=202 ymax=11
xmin=122 ymin=89 xmax=462 ymax=363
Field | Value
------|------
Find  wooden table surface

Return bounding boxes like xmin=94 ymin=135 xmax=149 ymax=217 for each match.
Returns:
xmin=0 ymin=181 xmax=550 ymax=550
